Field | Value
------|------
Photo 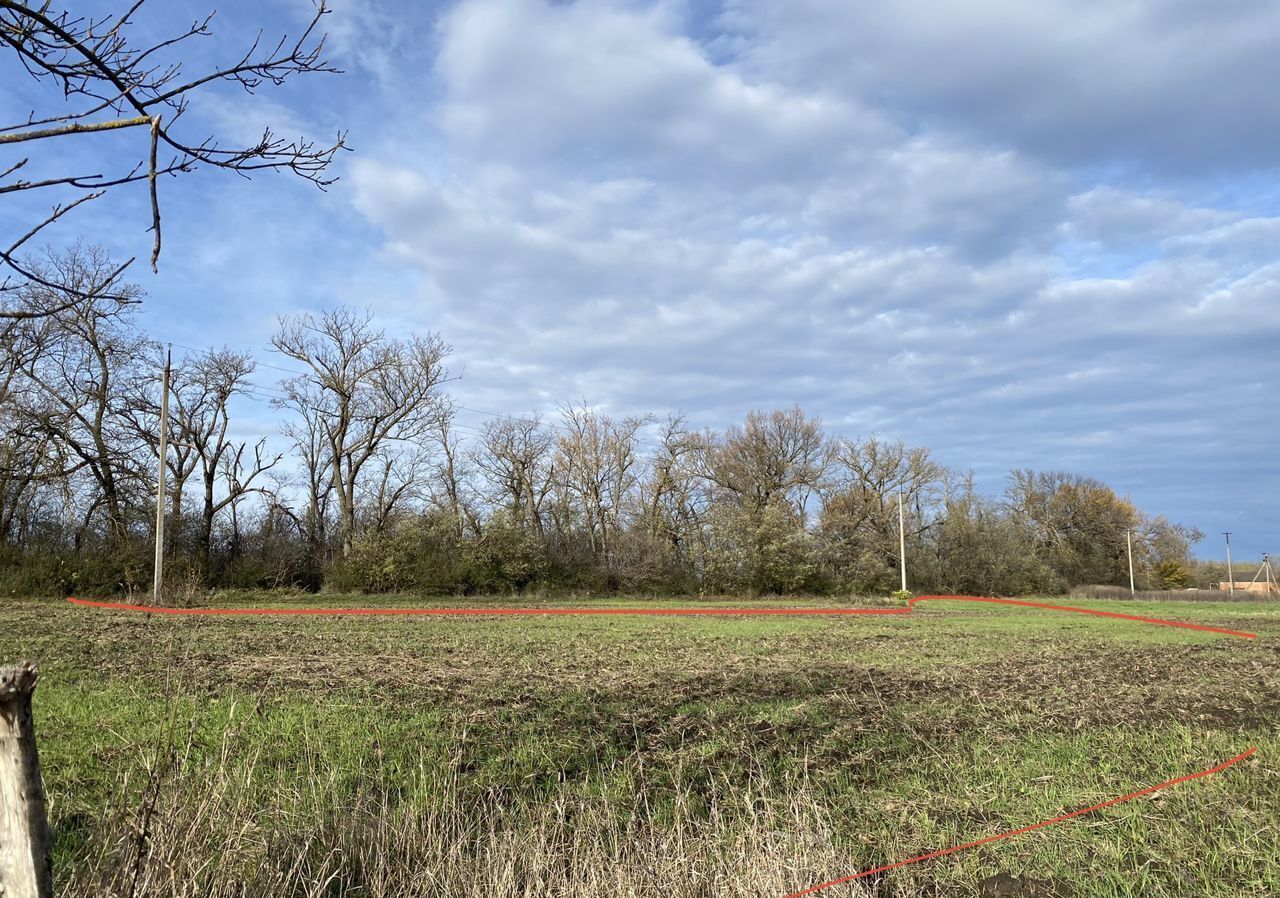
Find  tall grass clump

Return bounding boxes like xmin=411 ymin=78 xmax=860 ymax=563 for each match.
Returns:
xmin=60 ymin=710 xmax=869 ymax=898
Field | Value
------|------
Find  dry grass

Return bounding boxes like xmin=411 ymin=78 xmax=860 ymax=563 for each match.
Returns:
xmin=66 ymin=706 xmax=869 ymax=898
xmin=1069 ymin=584 xmax=1274 ymax=603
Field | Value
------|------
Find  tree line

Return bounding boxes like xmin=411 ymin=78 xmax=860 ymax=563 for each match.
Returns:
xmin=1 ymin=248 xmax=1207 ymax=600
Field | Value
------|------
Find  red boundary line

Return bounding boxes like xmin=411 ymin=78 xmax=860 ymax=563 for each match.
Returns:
xmin=782 ymin=747 xmax=1258 ymax=898
xmin=906 ymin=595 xmax=1258 ymax=639
xmin=65 ymin=594 xmax=1258 ymax=639
xmin=65 ymin=596 xmax=907 ymax=617
xmin=64 ymin=592 xmax=1262 ymax=894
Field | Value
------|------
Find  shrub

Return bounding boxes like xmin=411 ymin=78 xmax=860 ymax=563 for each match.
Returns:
xmin=700 ymin=503 xmax=822 ymax=596
xmin=468 ymin=511 xmax=549 ymax=593
xmin=326 ymin=511 xmax=473 ymax=594
xmin=1156 ymin=559 xmax=1192 ymax=589
xmin=0 ymin=544 xmax=151 ymax=598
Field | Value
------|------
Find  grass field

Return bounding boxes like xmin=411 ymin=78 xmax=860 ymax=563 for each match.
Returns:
xmin=3 ymin=594 xmax=1278 ymax=898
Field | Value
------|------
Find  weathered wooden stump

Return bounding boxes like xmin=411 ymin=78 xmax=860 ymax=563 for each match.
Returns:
xmin=0 ymin=662 xmax=52 ymax=898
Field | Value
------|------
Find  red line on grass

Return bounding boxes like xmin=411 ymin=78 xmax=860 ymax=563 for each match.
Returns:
xmin=64 ymin=596 xmax=909 ymax=617
xmin=907 ymin=595 xmax=1258 ymax=639
xmin=783 ymin=747 xmax=1258 ymax=898
xmin=65 ymin=594 xmax=1258 ymax=638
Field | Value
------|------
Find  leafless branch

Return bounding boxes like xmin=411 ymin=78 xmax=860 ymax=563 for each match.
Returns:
xmin=0 ymin=113 xmax=151 ymax=144
xmin=148 ymin=113 xmax=160 ymax=271
xmin=1 ymin=0 xmax=347 ymax=315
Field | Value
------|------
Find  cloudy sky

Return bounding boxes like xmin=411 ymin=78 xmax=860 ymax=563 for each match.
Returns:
xmin=8 ymin=0 xmax=1280 ymax=557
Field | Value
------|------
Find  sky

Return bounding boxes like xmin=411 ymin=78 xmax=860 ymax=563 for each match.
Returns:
xmin=5 ymin=0 xmax=1279 ymax=559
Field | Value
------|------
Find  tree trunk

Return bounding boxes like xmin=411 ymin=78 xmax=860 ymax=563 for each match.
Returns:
xmin=228 ymin=500 xmax=242 ymax=564
xmin=169 ymin=480 xmax=184 ymax=560
xmin=0 ymin=662 xmax=52 ymax=898
xmin=333 ymin=456 xmax=355 ymax=557
xmin=200 ymin=471 xmax=217 ymax=572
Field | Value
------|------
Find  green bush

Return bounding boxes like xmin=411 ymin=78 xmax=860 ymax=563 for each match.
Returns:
xmin=0 ymin=544 xmax=151 ymax=599
xmin=699 ymin=503 xmax=822 ymax=596
xmin=325 ymin=511 xmax=475 ymax=595
xmin=1156 ymin=559 xmax=1192 ymax=589
xmin=467 ymin=511 xmax=548 ymax=593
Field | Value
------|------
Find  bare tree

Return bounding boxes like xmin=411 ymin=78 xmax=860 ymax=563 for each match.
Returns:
xmin=552 ymin=403 xmax=651 ymax=565
xmin=702 ymin=406 xmax=829 ymax=517
xmin=426 ymin=404 xmax=473 ymax=537
xmin=272 ymin=307 xmax=452 ymax=555
xmin=123 ymin=346 xmax=279 ymax=566
xmin=123 ymin=347 xmax=197 ymax=555
xmin=358 ymin=444 xmax=430 ymax=535
xmin=0 ymin=343 xmax=59 ymax=543
xmin=7 ymin=245 xmax=147 ymax=544
xmin=635 ymin=413 xmax=704 ymax=552
xmin=189 ymin=351 xmax=279 ymax=567
xmin=821 ymin=435 xmax=947 ymax=573
xmin=279 ymin=397 xmax=333 ymax=563
xmin=218 ymin=437 xmax=279 ymax=565
xmin=1 ymin=0 xmax=346 ymax=316
xmin=472 ymin=415 xmax=554 ymax=535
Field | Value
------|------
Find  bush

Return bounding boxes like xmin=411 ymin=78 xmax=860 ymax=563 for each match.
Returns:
xmin=0 ymin=544 xmax=151 ymax=599
xmin=1156 ymin=559 xmax=1192 ymax=589
xmin=467 ymin=511 xmax=548 ymax=593
xmin=700 ymin=503 xmax=822 ymax=596
xmin=326 ymin=511 xmax=473 ymax=594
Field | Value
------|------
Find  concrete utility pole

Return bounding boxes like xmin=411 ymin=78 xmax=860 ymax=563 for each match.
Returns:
xmin=898 ymin=492 xmax=908 ymax=592
xmin=0 ymin=662 xmax=53 ymax=898
xmin=1125 ymin=528 xmax=1136 ymax=596
xmin=152 ymin=347 xmax=171 ymax=605
xmin=1223 ymin=532 xmax=1234 ymax=597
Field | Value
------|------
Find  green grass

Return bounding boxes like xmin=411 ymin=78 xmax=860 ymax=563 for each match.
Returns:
xmin=3 ymin=594 xmax=1278 ymax=897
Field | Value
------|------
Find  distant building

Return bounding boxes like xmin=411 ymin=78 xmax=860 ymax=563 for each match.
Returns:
xmin=1218 ymin=580 xmax=1277 ymax=595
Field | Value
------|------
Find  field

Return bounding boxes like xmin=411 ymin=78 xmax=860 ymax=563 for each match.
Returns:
xmin=4 ymin=594 xmax=1279 ymax=898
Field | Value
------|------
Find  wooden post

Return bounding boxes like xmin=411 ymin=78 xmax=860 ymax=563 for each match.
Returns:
xmin=0 ymin=662 xmax=52 ymax=898
xmin=897 ymin=492 xmax=908 ymax=592
xmin=1223 ymin=532 xmax=1234 ymax=598
xmin=1125 ymin=528 xmax=1136 ymax=596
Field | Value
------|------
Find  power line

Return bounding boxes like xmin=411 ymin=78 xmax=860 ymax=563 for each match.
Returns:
xmin=163 ymin=340 xmax=310 ymax=378
xmin=1232 ymin=537 xmax=1275 ymax=560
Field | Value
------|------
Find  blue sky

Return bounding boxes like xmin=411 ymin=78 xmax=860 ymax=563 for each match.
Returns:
xmin=6 ymin=0 xmax=1279 ymax=558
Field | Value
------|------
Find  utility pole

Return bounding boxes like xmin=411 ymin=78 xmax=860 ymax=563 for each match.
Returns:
xmin=1223 ymin=532 xmax=1234 ymax=597
xmin=1244 ymin=554 xmax=1270 ymax=596
xmin=152 ymin=347 xmax=171 ymax=606
xmin=898 ymin=491 xmax=908 ymax=592
xmin=1125 ymin=528 xmax=1136 ymax=596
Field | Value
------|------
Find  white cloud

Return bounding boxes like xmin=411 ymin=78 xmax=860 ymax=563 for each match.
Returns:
xmin=1064 ymin=188 xmax=1230 ymax=246
xmin=722 ymin=0 xmax=1280 ymax=171
xmin=336 ymin=0 xmax=1280 ymax=540
xmin=435 ymin=0 xmax=890 ymax=182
